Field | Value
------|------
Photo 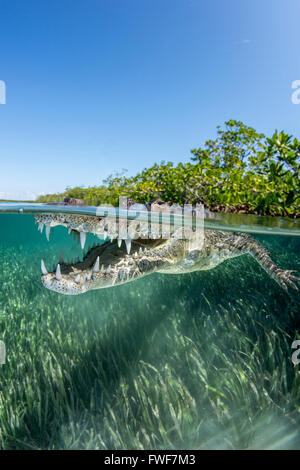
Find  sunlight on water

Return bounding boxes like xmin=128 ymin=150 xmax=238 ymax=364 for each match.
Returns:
xmin=0 ymin=213 xmax=299 ymax=449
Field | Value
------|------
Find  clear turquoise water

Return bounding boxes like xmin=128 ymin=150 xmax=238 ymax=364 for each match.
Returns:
xmin=0 ymin=213 xmax=299 ymax=449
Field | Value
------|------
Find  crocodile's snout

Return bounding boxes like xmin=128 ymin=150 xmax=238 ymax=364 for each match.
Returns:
xmin=41 ymin=272 xmax=88 ymax=295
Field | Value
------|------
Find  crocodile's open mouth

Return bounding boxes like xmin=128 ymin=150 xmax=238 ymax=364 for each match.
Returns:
xmin=35 ymin=212 xmax=170 ymax=295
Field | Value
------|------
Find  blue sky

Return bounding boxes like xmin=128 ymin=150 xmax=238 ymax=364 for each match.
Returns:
xmin=0 ymin=0 xmax=299 ymax=200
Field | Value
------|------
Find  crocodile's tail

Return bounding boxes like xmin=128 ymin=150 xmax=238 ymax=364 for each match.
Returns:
xmin=234 ymin=233 xmax=299 ymax=292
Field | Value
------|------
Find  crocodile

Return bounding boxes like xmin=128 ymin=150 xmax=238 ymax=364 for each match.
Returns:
xmin=35 ymin=199 xmax=299 ymax=295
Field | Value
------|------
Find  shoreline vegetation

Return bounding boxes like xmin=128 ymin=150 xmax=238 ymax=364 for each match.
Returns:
xmin=32 ymin=120 xmax=299 ymax=219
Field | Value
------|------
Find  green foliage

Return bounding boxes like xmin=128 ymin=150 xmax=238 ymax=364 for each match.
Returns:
xmin=36 ymin=120 xmax=300 ymax=217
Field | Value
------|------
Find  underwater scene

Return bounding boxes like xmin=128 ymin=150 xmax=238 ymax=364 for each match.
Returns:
xmin=0 ymin=211 xmax=299 ymax=450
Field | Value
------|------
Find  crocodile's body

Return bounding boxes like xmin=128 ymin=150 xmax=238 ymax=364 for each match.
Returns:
xmin=35 ymin=200 xmax=299 ymax=295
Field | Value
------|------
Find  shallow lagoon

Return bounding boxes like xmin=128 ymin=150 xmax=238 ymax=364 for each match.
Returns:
xmin=0 ymin=212 xmax=299 ymax=449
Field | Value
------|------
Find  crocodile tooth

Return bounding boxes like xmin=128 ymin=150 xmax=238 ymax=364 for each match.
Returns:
xmin=80 ymin=231 xmax=86 ymax=250
xmin=74 ymin=274 xmax=81 ymax=283
xmin=55 ymin=264 xmax=62 ymax=281
xmin=45 ymin=224 xmax=51 ymax=241
xmin=118 ymin=238 xmax=122 ymax=248
xmin=38 ymin=222 xmax=44 ymax=233
xmin=134 ymin=252 xmax=138 ymax=258
xmin=101 ymin=265 xmax=105 ymax=273
xmin=125 ymin=238 xmax=131 ymax=254
xmin=103 ymin=231 xmax=108 ymax=240
xmin=93 ymin=256 xmax=100 ymax=272
xmin=41 ymin=259 xmax=48 ymax=275
xmin=68 ymin=227 xmax=71 ymax=235
xmin=139 ymin=247 xmax=143 ymax=254
xmin=86 ymin=273 xmax=91 ymax=281
xmin=107 ymin=265 xmax=111 ymax=274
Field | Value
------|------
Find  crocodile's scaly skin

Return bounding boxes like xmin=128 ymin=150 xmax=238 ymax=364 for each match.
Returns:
xmin=35 ymin=201 xmax=299 ymax=296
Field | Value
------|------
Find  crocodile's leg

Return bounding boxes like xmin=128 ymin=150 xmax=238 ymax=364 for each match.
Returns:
xmin=213 ymin=231 xmax=299 ymax=292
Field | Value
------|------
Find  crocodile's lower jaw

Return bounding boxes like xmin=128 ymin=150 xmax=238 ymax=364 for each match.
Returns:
xmin=40 ymin=235 xmax=172 ymax=295
xmin=41 ymin=274 xmax=88 ymax=295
